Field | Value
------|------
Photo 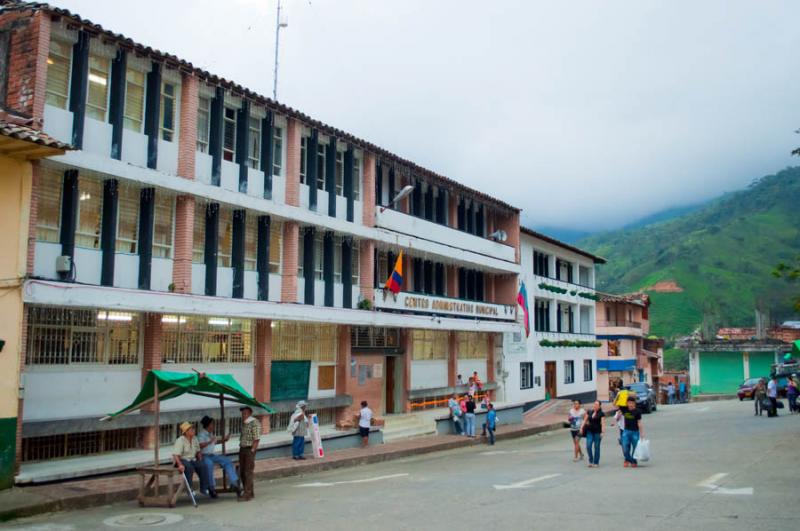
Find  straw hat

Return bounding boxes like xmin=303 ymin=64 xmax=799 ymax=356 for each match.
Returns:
xmin=180 ymin=421 xmax=193 ymax=434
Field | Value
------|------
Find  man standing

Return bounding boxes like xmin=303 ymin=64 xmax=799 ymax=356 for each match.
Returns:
xmin=172 ymin=422 xmax=208 ymax=495
xmin=767 ymin=376 xmax=779 ymax=417
xmin=448 ymin=395 xmax=463 ymax=435
xmin=197 ymin=416 xmax=241 ymax=497
xmin=358 ymin=401 xmax=373 ymax=447
xmin=289 ymin=401 xmax=309 ymax=460
xmin=238 ymin=406 xmax=261 ymax=502
xmin=484 ymin=403 xmax=497 ymax=445
xmin=621 ymin=398 xmax=644 ymax=468
xmin=754 ymin=378 xmax=767 ymax=416
xmin=667 ymin=382 xmax=676 ymax=405
xmin=679 ymin=380 xmax=687 ymax=403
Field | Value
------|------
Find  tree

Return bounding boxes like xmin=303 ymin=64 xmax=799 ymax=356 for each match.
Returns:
xmin=773 ymin=256 xmax=800 ymax=311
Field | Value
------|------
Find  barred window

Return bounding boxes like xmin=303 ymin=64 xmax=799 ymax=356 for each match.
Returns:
xmin=153 ymin=192 xmax=174 ymax=259
xmin=76 ymin=177 xmax=102 ymax=249
xmin=46 ymin=39 xmax=71 ymax=109
xmin=116 ymin=185 xmax=139 ymax=254
xmin=192 ymin=202 xmax=206 ymax=264
xmin=270 ymin=221 xmax=282 ymax=274
xmin=248 ymin=116 xmax=261 ymax=169
xmin=272 ymin=126 xmax=283 ymax=176
xmin=159 ymin=82 xmax=176 ymax=142
xmin=36 ymin=167 xmax=62 ymax=243
xmin=217 ymin=207 xmax=233 ymax=267
xmin=411 ymin=330 xmax=448 ymax=360
xmin=26 ymin=307 xmax=140 ymax=366
xmin=353 ymin=156 xmax=361 ymax=201
xmin=272 ymin=322 xmax=338 ymax=362
xmin=457 ymin=332 xmax=489 ymax=359
xmin=23 ymin=428 xmax=140 ymax=463
xmin=86 ymin=53 xmax=109 ymax=122
xmin=244 ymin=214 xmax=257 ymax=271
xmin=197 ymin=96 xmax=211 ymax=152
xmin=223 ymin=107 xmax=236 ymax=162
xmin=161 ymin=315 xmax=252 ymax=364
xmin=124 ymin=69 xmax=145 ymax=132
xmin=299 ymin=136 xmax=307 ymax=184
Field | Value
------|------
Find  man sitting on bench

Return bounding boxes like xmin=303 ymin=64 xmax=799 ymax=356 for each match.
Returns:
xmin=197 ymin=416 xmax=242 ymax=497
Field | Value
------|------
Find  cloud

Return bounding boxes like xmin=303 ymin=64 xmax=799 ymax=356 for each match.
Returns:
xmin=50 ymin=0 xmax=800 ymax=231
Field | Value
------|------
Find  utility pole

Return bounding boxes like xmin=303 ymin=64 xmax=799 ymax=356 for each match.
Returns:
xmin=272 ymin=0 xmax=287 ymax=100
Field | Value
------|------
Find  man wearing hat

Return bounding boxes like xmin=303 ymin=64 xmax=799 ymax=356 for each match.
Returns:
xmin=289 ymin=401 xmax=309 ymax=460
xmin=172 ymin=421 xmax=209 ymax=495
xmin=238 ymin=406 xmax=261 ymax=501
xmin=197 ymin=416 xmax=241 ymax=497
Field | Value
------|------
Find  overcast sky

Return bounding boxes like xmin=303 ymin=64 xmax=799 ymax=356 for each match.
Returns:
xmin=51 ymin=0 xmax=800 ymax=231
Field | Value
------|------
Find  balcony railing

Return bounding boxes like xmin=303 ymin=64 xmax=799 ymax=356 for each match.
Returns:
xmin=597 ymin=320 xmax=642 ymax=329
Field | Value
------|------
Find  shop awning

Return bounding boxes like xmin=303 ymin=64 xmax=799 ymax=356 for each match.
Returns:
xmin=102 ymin=370 xmax=273 ymax=420
xmin=597 ymin=359 xmax=636 ymax=372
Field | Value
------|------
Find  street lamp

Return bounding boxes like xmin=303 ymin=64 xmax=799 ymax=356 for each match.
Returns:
xmin=380 ymin=185 xmax=415 ymax=213
xmin=272 ymin=0 xmax=289 ymax=100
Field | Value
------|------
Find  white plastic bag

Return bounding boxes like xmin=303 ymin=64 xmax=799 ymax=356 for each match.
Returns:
xmin=633 ymin=438 xmax=651 ymax=462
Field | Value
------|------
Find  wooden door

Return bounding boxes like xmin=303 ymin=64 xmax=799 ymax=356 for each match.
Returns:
xmin=385 ymin=356 xmax=396 ymax=414
xmin=545 ymin=361 xmax=557 ymax=399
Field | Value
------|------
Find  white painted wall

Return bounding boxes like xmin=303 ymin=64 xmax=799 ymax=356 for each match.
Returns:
xmin=195 ymin=152 xmax=213 ymax=184
xmin=74 ymin=248 xmax=102 ymax=285
xmin=269 ymin=274 xmax=281 ymax=303
xmin=115 ymin=254 xmax=139 ymax=289
xmin=457 ymin=359 xmax=486 ymax=384
xmin=151 ymin=257 xmax=173 ymax=292
xmin=43 ymin=105 xmax=73 ymax=145
xmin=83 ymin=118 xmax=112 ymax=158
xmin=410 ymin=360 xmax=448 ymax=390
xmin=33 ymin=242 xmax=61 ymax=279
xmin=271 ymin=175 xmax=286 ymax=204
xmin=121 ymin=130 xmax=148 ymax=168
xmin=191 ymin=264 xmax=206 ymax=295
xmin=317 ymin=189 xmax=331 ymax=217
xmin=243 ymin=271 xmax=258 ymax=300
xmin=221 ymin=161 xmax=240 ymax=192
xmin=308 ymin=361 xmax=336 ymax=399
xmin=217 ymin=267 xmax=234 ymax=298
xmin=246 ymin=168 xmax=265 ymax=198
xmin=156 ymin=139 xmax=178 ymax=176
xmin=23 ymin=368 xmax=141 ymax=421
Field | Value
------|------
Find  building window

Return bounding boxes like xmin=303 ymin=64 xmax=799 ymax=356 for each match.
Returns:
xmin=217 ymin=208 xmax=232 ymax=267
xmin=314 ymin=234 xmax=324 ymax=280
xmin=36 ymin=167 xmax=62 ymax=242
xmin=196 ymin=96 xmax=211 ymax=152
xmin=353 ymin=156 xmax=361 ymax=201
xmin=457 ymin=331 xmax=489 ymax=359
xmin=583 ymin=359 xmax=593 ymax=382
xmin=192 ymin=202 xmax=206 ymax=264
xmin=564 ymin=360 xmax=575 ymax=384
xmin=244 ymin=214 xmax=257 ymax=271
xmin=86 ymin=53 xmax=110 ymax=121
xmin=115 ymin=185 xmax=140 ymax=254
xmin=272 ymin=126 xmax=283 ymax=176
xmin=411 ymin=330 xmax=448 ymax=360
xmin=248 ymin=116 xmax=261 ymax=169
xmin=272 ymin=322 xmax=337 ymax=361
xmin=270 ymin=221 xmax=282 ymax=274
xmin=534 ymin=300 xmax=551 ymax=332
xmin=608 ymin=340 xmax=620 ymax=357
xmin=26 ymin=307 xmax=139 ymax=365
xmin=533 ymin=251 xmax=550 ymax=277
xmin=334 ymin=236 xmax=342 ymax=283
xmin=299 ymin=136 xmax=307 ymax=184
xmin=123 ymin=69 xmax=145 ymax=132
xmin=352 ymin=244 xmax=360 ymax=286
xmin=223 ymin=107 xmax=236 ymax=162
xmin=316 ymin=143 xmax=326 ymax=190
xmin=75 ymin=178 xmax=102 ymax=250
xmin=46 ymin=39 xmax=71 ymax=109
xmin=152 ymin=193 xmax=174 ymax=259
xmin=159 ymin=82 xmax=176 ymax=142
xmin=161 ymin=315 xmax=252 ymax=364
xmin=520 ymin=362 xmax=533 ymax=389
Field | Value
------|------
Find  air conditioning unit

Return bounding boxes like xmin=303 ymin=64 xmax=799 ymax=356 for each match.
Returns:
xmin=56 ymin=255 xmax=72 ymax=273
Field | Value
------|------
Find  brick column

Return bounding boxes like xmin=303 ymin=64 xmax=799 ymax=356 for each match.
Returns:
xmin=142 ymin=313 xmax=163 ymax=449
xmin=487 ymin=333 xmax=496 ymax=400
xmin=446 ymin=265 xmax=458 ymax=298
xmin=448 ymin=331 xmax=457 ymax=387
xmin=402 ymin=329 xmax=413 ymax=412
xmin=362 ymin=152 xmax=376 ymax=227
xmin=2 ymin=10 xmax=50 ymax=123
xmin=284 ymin=118 xmax=302 ymax=206
xmin=281 ymin=221 xmax=299 ymax=302
xmin=177 ymin=74 xmax=198 ymax=179
xmin=335 ymin=325 xmax=352 ymax=425
xmin=171 ymin=195 xmax=194 ymax=293
xmin=359 ymin=240 xmax=375 ymax=304
xmin=254 ymin=319 xmax=272 ymax=434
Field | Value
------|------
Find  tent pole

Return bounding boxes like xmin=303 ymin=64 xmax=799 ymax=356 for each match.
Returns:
xmin=154 ymin=377 xmax=160 ymax=468
xmin=219 ymin=394 xmax=227 ymax=489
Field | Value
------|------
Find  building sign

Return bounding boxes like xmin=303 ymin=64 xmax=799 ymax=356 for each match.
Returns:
xmin=374 ymin=288 xmax=516 ymax=321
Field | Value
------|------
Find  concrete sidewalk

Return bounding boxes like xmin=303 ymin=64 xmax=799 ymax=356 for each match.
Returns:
xmin=0 ymin=415 xmax=567 ymax=522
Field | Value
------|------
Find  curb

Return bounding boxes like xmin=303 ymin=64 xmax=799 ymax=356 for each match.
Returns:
xmin=0 ymin=422 xmax=566 ymax=522
xmin=690 ymin=395 xmax=736 ymax=403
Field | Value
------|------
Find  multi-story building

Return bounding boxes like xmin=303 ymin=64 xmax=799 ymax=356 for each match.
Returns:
xmin=595 ymin=292 xmax=662 ymax=400
xmin=0 ymin=3 xmax=521 ymax=486
xmin=502 ymin=229 xmax=604 ymax=407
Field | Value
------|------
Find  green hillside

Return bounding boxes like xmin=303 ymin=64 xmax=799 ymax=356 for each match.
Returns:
xmin=577 ymin=167 xmax=800 ymax=339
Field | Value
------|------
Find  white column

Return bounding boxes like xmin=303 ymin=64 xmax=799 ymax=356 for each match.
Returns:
xmin=549 ymin=299 xmax=558 ymax=332
xmin=548 ymin=254 xmax=557 ymax=279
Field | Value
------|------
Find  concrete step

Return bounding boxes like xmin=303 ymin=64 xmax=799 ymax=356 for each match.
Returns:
xmin=382 ymin=425 xmax=437 ymax=443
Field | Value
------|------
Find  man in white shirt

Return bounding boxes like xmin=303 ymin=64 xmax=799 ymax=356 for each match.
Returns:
xmin=358 ymin=401 xmax=373 ymax=447
xmin=767 ymin=376 xmax=779 ymax=416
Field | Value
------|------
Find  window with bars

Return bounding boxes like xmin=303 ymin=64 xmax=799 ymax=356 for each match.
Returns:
xmin=248 ymin=116 xmax=261 ymax=169
xmin=272 ymin=322 xmax=338 ymax=362
xmin=314 ymin=235 xmax=324 ymax=280
xmin=351 ymin=244 xmax=360 ymax=286
xmin=26 ymin=307 xmax=140 ymax=366
xmin=353 ymin=156 xmax=361 ymax=201
xmin=520 ymin=362 xmax=534 ymax=389
xmin=153 ymin=192 xmax=174 ymax=259
xmin=351 ymin=327 xmax=401 ymax=350
xmin=583 ymin=359 xmax=593 ymax=382
xmin=564 ymin=360 xmax=575 ymax=384
xmin=116 ymin=185 xmax=139 ymax=253
xmin=161 ymin=315 xmax=252 ymax=364
xmin=22 ymin=428 xmax=140 ymax=462
xmin=244 ymin=214 xmax=257 ymax=271
xmin=36 ymin=167 xmax=62 ymax=243
xmin=196 ymin=96 xmax=211 ymax=152
xmin=75 ymin=178 xmax=102 ymax=249
xmin=316 ymin=143 xmax=326 ymax=190
xmin=533 ymin=250 xmax=550 ymax=277
xmin=299 ymin=136 xmax=307 ymax=184
xmin=270 ymin=220 xmax=282 ymax=274
xmin=192 ymin=202 xmax=206 ymax=264
xmin=46 ymin=39 xmax=71 ymax=109
xmin=270 ymin=407 xmax=335 ymax=431
xmin=457 ymin=332 xmax=489 ymax=359
xmin=411 ymin=330 xmax=448 ymax=360
xmin=272 ymin=126 xmax=283 ymax=176
xmin=159 ymin=416 xmax=243 ymax=446
xmin=123 ymin=69 xmax=145 ymax=132
xmin=86 ymin=53 xmax=110 ymax=121
xmin=335 ymin=151 xmax=344 ymax=195
xmin=223 ymin=107 xmax=236 ymax=162
xmin=159 ymin=82 xmax=176 ymax=142
xmin=217 ymin=207 xmax=232 ymax=267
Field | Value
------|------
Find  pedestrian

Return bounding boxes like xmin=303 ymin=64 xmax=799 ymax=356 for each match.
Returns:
xmin=679 ymin=380 xmax=687 ymax=403
xmin=358 ymin=401 xmax=373 ymax=447
xmin=197 ymin=416 xmax=241 ymax=497
xmin=568 ymin=400 xmax=586 ymax=461
xmin=483 ymin=403 xmax=497 ymax=445
xmin=289 ymin=401 xmax=309 ymax=459
xmin=472 ymin=371 xmax=483 ymax=390
xmin=667 ymin=382 xmax=675 ymax=405
xmin=448 ymin=395 xmax=463 ymax=435
xmin=468 ymin=377 xmax=478 ymax=396
xmin=767 ymin=376 xmax=779 ymax=417
xmin=456 ymin=374 xmax=464 ymax=386
xmin=754 ymin=378 xmax=767 ymax=416
xmin=171 ymin=421 xmax=209 ymax=496
xmin=582 ymin=400 xmax=605 ymax=468
xmin=621 ymin=398 xmax=644 ymax=467
xmin=238 ymin=406 xmax=261 ymax=502
xmin=787 ymin=374 xmax=799 ymax=414
xmin=464 ymin=394 xmax=477 ymax=437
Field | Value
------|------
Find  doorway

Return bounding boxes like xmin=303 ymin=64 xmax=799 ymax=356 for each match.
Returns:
xmin=385 ymin=356 xmax=395 ymax=414
xmin=545 ymin=361 xmax=557 ymax=399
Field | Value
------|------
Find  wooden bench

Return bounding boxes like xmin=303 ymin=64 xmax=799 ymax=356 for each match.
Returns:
xmin=136 ymin=466 xmax=185 ymax=507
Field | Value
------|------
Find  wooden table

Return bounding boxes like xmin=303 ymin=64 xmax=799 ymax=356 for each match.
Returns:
xmin=136 ymin=465 xmax=185 ymax=507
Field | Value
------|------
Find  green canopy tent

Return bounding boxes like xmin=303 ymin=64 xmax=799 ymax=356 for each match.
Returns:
xmin=791 ymin=340 xmax=800 ymax=358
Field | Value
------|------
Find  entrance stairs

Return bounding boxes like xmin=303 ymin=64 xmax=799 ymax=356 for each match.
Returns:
xmin=381 ymin=409 xmax=441 ymax=443
xmin=523 ymin=399 xmax=572 ymax=425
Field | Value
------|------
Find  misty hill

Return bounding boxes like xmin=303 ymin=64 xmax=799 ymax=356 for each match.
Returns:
xmin=577 ymin=166 xmax=800 ymax=339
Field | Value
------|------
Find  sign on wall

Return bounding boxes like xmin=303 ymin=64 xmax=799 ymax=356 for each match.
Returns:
xmin=374 ymin=289 xmax=516 ymax=321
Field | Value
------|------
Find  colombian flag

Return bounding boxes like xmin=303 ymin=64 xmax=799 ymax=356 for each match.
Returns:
xmin=517 ymin=282 xmax=530 ymax=337
xmin=385 ymin=251 xmax=404 ymax=294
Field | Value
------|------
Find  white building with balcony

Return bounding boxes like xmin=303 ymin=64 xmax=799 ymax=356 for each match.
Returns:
xmin=502 ymin=228 xmax=605 ymax=407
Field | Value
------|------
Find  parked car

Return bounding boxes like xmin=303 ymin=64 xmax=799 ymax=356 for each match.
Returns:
xmin=737 ymin=378 xmax=763 ymax=400
xmin=624 ymin=383 xmax=658 ymax=413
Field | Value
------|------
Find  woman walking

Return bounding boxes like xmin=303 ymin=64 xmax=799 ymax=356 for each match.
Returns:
xmin=567 ymin=400 xmax=586 ymax=461
xmin=582 ymin=400 xmax=605 ymax=468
